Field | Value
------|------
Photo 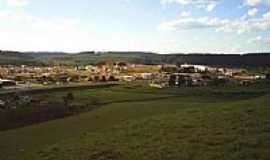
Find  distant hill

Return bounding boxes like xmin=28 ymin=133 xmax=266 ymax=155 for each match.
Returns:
xmin=163 ymin=53 xmax=270 ymax=67
xmin=0 ymin=50 xmax=270 ymax=67
xmin=25 ymin=52 xmax=68 ymax=58
xmin=0 ymin=50 xmax=35 ymax=65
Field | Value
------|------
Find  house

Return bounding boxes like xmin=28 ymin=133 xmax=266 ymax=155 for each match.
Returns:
xmin=0 ymin=100 xmax=5 ymax=109
xmin=0 ymin=79 xmax=16 ymax=87
xmin=149 ymin=83 xmax=166 ymax=88
xmin=180 ymin=64 xmax=208 ymax=73
xmin=59 ymin=74 xmax=72 ymax=83
xmin=119 ymin=75 xmax=135 ymax=82
xmin=212 ymin=76 xmax=231 ymax=86
xmin=160 ymin=65 xmax=177 ymax=73
xmin=234 ymin=75 xmax=258 ymax=81
xmin=114 ymin=62 xmax=129 ymax=72
xmin=90 ymin=66 xmax=100 ymax=74
xmin=225 ymin=68 xmax=247 ymax=77
xmin=168 ymin=73 xmax=202 ymax=87
xmin=140 ymin=73 xmax=154 ymax=80
xmin=75 ymin=65 xmax=87 ymax=71
xmin=267 ymin=73 xmax=270 ymax=80
xmin=85 ymin=65 xmax=92 ymax=70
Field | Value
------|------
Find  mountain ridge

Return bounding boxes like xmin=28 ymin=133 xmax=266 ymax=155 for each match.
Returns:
xmin=0 ymin=50 xmax=270 ymax=67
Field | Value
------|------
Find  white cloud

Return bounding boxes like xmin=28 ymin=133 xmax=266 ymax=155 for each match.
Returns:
xmin=0 ymin=10 xmax=100 ymax=52
xmin=244 ymin=0 xmax=262 ymax=6
xmin=247 ymin=36 xmax=270 ymax=52
xmin=161 ymin=0 xmax=219 ymax=12
xmin=247 ymin=8 xmax=258 ymax=16
xmin=0 ymin=9 xmax=160 ymax=52
xmin=206 ymin=3 xmax=216 ymax=11
xmin=159 ymin=11 xmax=270 ymax=34
xmin=158 ymin=16 xmax=227 ymax=31
xmin=244 ymin=0 xmax=270 ymax=6
xmin=241 ymin=8 xmax=258 ymax=20
xmin=180 ymin=11 xmax=191 ymax=16
xmin=5 ymin=0 xmax=30 ymax=7
xmin=248 ymin=36 xmax=270 ymax=45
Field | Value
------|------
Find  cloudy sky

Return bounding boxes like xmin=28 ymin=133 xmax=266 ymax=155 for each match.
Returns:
xmin=0 ymin=0 xmax=270 ymax=53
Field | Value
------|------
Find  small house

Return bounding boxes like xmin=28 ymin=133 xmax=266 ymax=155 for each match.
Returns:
xmin=266 ymin=73 xmax=270 ymax=80
xmin=0 ymin=79 xmax=16 ymax=87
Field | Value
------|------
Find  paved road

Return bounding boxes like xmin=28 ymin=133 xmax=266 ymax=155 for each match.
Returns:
xmin=0 ymin=82 xmax=120 ymax=95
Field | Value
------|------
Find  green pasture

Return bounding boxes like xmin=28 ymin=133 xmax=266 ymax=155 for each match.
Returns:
xmin=0 ymin=84 xmax=269 ymax=160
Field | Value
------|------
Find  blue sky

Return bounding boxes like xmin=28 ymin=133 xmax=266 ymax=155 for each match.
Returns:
xmin=0 ymin=0 xmax=270 ymax=53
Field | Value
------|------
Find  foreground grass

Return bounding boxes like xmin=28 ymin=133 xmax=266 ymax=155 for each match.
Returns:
xmin=30 ymin=95 xmax=270 ymax=160
xmin=0 ymin=85 xmax=270 ymax=160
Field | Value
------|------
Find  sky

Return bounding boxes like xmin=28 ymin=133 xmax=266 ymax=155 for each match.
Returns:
xmin=0 ymin=0 xmax=270 ymax=54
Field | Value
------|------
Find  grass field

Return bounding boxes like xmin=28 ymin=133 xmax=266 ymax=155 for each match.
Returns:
xmin=0 ymin=84 xmax=270 ymax=160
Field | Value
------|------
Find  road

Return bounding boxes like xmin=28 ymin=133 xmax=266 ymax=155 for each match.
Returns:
xmin=0 ymin=82 xmax=120 ymax=95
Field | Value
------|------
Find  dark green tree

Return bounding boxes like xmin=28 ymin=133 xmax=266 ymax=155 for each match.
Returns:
xmin=63 ymin=92 xmax=74 ymax=107
xmin=169 ymin=75 xmax=176 ymax=87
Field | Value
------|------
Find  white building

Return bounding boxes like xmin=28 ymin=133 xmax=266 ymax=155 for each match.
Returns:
xmin=181 ymin=64 xmax=208 ymax=72
xmin=0 ymin=79 xmax=17 ymax=87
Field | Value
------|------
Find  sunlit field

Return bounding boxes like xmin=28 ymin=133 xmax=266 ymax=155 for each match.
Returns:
xmin=0 ymin=84 xmax=269 ymax=160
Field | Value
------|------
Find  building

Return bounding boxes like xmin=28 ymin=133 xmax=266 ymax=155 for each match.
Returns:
xmin=180 ymin=64 xmax=208 ymax=73
xmin=168 ymin=73 xmax=203 ymax=87
xmin=0 ymin=100 xmax=5 ymax=108
xmin=267 ymin=73 xmax=270 ymax=80
xmin=0 ymin=79 xmax=16 ymax=87
xmin=139 ymin=73 xmax=154 ymax=80
xmin=119 ymin=75 xmax=135 ymax=82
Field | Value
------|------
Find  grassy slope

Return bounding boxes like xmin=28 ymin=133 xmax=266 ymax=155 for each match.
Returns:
xmin=0 ymin=85 xmax=269 ymax=160
xmin=36 ymin=96 xmax=270 ymax=160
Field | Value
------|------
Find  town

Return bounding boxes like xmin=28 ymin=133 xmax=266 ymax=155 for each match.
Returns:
xmin=0 ymin=62 xmax=269 ymax=90
xmin=0 ymin=62 xmax=268 ymax=113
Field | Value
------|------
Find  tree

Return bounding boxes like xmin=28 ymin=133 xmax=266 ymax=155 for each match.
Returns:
xmin=67 ymin=92 xmax=74 ymax=101
xmin=108 ymin=75 xmax=117 ymax=81
xmin=178 ymin=75 xmax=185 ymax=87
xmin=94 ymin=76 xmax=100 ymax=82
xmin=176 ymin=62 xmax=182 ymax=68
xmin=101 ymin=76 xmax=106 ymax=82
xmin=63 ymin=92 xmax=74 ymax=107
xmin=169 ymin=75 xmax=176 ymax=87
xmin=88 ymin=76 xmax=93 ymax=82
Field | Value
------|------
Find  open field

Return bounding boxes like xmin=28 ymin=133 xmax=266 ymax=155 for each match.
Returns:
xmin=0 ymin=84 xmax=270 ymax=160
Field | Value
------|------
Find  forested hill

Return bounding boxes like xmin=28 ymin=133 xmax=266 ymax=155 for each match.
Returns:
xmin=163 ymin=53 xmax=270 ymax=67
xmin=0 ymin=50 xmax=270 ymax=67
xmin=0 ymin=50 xmax=35 ymax=65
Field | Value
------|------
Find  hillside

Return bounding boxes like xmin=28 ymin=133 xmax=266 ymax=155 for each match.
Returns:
xmin=1 ymin=50 xmax=270 ymax=67
xmin=0 ymin=85 xmax=269 ymax=160
xmin=39 ymin=52 xmax=270 ymax=67
xmin=0 ymin=51 xmax=36 ymax=65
